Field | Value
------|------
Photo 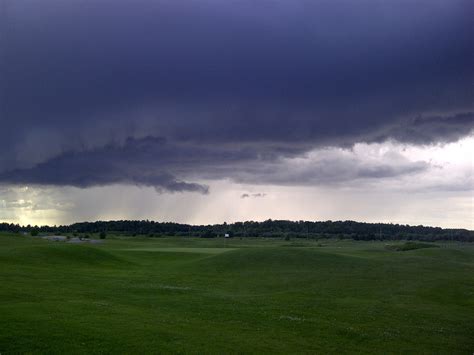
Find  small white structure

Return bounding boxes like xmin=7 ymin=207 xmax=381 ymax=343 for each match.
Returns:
xmin=224 ymin=233 xmax=230 ymax=238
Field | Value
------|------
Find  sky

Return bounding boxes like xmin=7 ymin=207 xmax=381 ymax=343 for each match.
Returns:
xmin=0 ymin=0 xmax=473 ymax=228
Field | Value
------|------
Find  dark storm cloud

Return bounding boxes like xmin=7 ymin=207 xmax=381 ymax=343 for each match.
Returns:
xmin=0 ymin=135 xmax=303 ymax=190
xmin=0 ymin=137 xmax=210 ymax=193
xmin=0 ymin=135 xmax=430 ymax=189
xmin=370 ymin=112 xmax=474 ymax=145
xmin=1 ymin=0 xmax=473 ymax=189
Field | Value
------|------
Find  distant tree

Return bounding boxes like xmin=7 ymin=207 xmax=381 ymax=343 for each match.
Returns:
xmin=201 ymin=229 xmax=216 ymax=238
xmin=100 ymin=231 xmax=107 ymax=239
xmin=0 ymin=219 xmax=472 ymax=242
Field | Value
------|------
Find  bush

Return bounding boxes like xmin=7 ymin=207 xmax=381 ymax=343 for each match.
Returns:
xmin=386 ymin=242 xmax=439 ymax=252
xmin=99 ymin=231 xmax=107 ymax=239
xmin=201 ymin=230 xmax=216 ymax=238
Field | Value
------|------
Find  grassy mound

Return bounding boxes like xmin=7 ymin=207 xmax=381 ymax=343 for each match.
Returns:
xmin=386 ymin=241 xmax=440 ymax=251
xmin=2 ymin=244 xmax=126 ymax=267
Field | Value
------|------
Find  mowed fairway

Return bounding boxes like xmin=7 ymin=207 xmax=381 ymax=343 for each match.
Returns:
xmin=1 ymin=234 xmax=473 ymax=354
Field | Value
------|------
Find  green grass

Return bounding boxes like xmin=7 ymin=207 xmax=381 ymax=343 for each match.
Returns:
xmin=1 ymin=233 xmax=473 ymax=354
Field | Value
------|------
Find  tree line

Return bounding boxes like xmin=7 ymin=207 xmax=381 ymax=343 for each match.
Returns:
xmin=0 ymin=219 xmax=472 ymax=242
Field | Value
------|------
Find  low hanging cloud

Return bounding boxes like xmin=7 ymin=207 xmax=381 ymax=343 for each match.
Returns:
xmin=0 ymin=136 xmax=435 ymax=191
xmin=241 ymin=193 xmax=267 ymax=199
xmin=1 ymin=0 xmax=473 ymax=191
xmin=0 ymin=138 xmax=210 ymax=193
xmin=225 ymin=146 xmax=431 ymax=187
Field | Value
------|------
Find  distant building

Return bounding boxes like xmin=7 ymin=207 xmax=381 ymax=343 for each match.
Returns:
xmin=224 ymin=233 xmax=230 ymax=238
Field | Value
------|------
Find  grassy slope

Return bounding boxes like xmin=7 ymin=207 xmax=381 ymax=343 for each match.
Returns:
xmin=0 ymin=234 xmax=473 ymax=354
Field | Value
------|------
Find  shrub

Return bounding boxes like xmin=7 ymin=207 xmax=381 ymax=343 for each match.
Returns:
xmin=386 ymin=242 xmax=439 ymax=252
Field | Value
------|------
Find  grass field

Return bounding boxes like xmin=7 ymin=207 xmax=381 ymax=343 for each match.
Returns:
xmin=0 ymin=233 xmax=473 ymax=354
